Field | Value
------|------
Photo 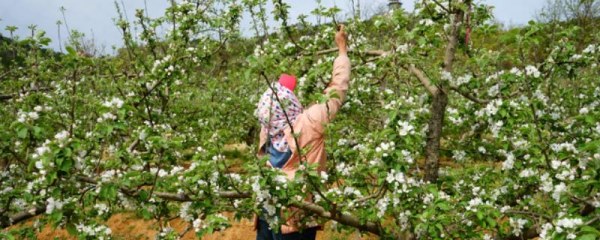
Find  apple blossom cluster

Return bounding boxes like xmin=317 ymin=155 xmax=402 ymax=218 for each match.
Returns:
xmin=102 ymin=97 xmax=124 ymax=109
xmin=524 ymin=65 xmax=541 ymax=78
xmin=94 ymin=203 xmax=110 ymax=216
xmin=75 ymin=223 xmax=112 ymax=239
xmin=550 ymin=218 xmax=584 ymax=239
xmin=397 ymin=120 xmax=415 ymax=136
xmin=375 ymin=141 xmax=395 ymax=157
xmin=509 ymin=218 xmax=528 ymax=236
xmin=475 ymin=99 xmax=502 ymax=117
xmin=251 ymin=176 xmax=278 ymax=224
xmin=16 ymin=105 xmax=51 ymax=122
xmin=45 ymin=197 xmax=64 ymax=214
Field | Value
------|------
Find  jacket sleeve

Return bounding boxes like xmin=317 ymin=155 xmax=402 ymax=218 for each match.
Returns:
xmin=303 ymin=54 xmax=351 ymax=134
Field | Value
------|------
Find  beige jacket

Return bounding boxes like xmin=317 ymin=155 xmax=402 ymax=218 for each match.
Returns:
xmin=256 ymin=54 xmax=351 ymax=234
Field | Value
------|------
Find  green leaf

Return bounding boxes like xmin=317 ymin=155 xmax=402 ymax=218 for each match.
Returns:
xmin=577 ymin=234 xmax=597 ymax=240
xmin=140 ymin=208 xmax=152 ymax=219
xmin=435 ymin=223 xmax=444 ymax=234
xmin=581 ymin=226 xmax=600 ymax=235
xmin=100 ymin=184 xmax=118 ymax=200
xmin=138 ymin=190 xmax=149 ymax=201
xmin=0 ymin=233 xmax=15 ymax=240
xmin=32 ymin=126 xmax=42 ymax=137
xmin=580 ymin=140 xmax=600 ymax=152
xmin=66 ymin=46 xmax=76 ymax=56
xmin=66 ymin=223 xmax=78 ymax=235
xmin=17 ymin=127 xmax=28 ymax=139
xmin=436 ymin=202 xmax=451 ymax=211
xmin=60 ymin=158 xmax=73 ymax=172
xmin=486 ymin=217 xmax=496 ymax=228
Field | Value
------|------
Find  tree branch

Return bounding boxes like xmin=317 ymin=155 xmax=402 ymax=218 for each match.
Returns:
xmin=2 ymin=175 xmax=382 ymax=237
xmin=0 ymin=87 xmax=53 ymax=101
xmin=405 ymin=64 xmax=438 ymax=95
xmin=315 ymin=48 xmax=439 ymax=96
xmin=1 ymin=205 xmax=45 ymax=228
xmin=431 ymin=0 xmax=451 ymax=13
xmin=449 ymin=86 xmax=490 ymax=104
xmin=291 ymin=201 xmax=381 ymax=236
xmin=315 ymin=48 xmax=389 ymax=57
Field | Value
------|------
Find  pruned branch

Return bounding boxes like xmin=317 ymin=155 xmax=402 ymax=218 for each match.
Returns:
xmin=0 ymin=205 xmax=45 ymax=228
xmin=406 ymin=64 xmax=438 ymax=95
xmin=291 ymin=201 xmax=382 ymax=236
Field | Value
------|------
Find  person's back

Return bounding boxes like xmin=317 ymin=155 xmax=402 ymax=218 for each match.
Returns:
xmin=255 ymin=25 xmax=351 ymax=239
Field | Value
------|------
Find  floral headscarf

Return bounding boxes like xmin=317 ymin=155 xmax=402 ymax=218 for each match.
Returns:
xmin=256 ymin=82 xmax=303 ymax=152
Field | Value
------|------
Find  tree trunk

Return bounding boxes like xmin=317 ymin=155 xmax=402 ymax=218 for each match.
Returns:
xmin=424 ymin=9 xmax=462 ymax=182
xmin=424 ymin=91 xmax=448 ymax=182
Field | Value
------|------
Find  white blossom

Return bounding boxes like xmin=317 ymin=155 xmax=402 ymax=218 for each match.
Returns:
xmin=488 ymin=84 xmax=500 ymax=97
xmin=103 ymin=97 xmax=124 ymax=108
xmin=179 ymin=202 xmax=193 ymax=221
xmin=396 ymin=44 xmax=409 ymax=54
xmin=94 ymin=203 xmax=109 ymax=215
xmin=376 ymin=196 xmax=390 ymax=218
xmin=46 ymin=197 xmax=64 ymax=214
xmin=509 ymin=218 xmax=528 ymax=235
xmin=478 ymin=146 xmax=487 ymax=154
xmin=519 ymin=168 xmax=535 ymax=178
xmin=476 ymin=99 xmax=503 ymax=117
xmin=510 ymin=67 xmax=523 ymax=76
xmin=453 ymin=150 xmax=466 ymax=162
xmin=556 ymin=218 xmax=583 ymax=229
xmin=401 ymin=150 xmax=414 ymax=164
xmin=454 ymin=74 xmax=472 ymax=86
xmin=28 ymin=112 xmax=39 ymax=120
xmin=419 ymin=19 xmax=435 ymax=26
xmin=193 ymin=218 xmax=204 ymax=232
xmin=583 ymin=44 xmax=596 ymax=54
xmin=525 ymin=65 xmax=541 ymax=78
xmin=539 ymin=223 xmax=553 ymax=239
xmin=441 ymin=71 xmax=453 ymax=82
xmin=466 ymin=197 xmax=482 ymax=211
xmin=101 ymin=170 xmax=116 ymax=182
xmin=550 ymin=142 xmax=578 ymax=154
xmin=540 ymin=173 xmax=553 ymax=193
xmin=552 ymin=182 xmax=567 ymax=202
xmin=502 ymin=152 xmax=515 ymax=170
xmin=397 ymin=121 xmax=415 ymax=136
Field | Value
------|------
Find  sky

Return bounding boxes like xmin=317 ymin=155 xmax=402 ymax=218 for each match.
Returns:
xmin=0 ymin=0 xmax=547 ymax=54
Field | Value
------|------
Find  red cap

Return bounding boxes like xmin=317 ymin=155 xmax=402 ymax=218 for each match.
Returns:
xmin=278 ymin=74 xmax=297 ymax=91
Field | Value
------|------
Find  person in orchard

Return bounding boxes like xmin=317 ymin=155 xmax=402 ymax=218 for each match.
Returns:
xmin=254 ymin=25 xmax=351 ymax=240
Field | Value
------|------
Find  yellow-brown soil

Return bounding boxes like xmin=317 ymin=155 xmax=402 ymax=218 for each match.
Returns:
xmin=6 ymin=212 xmax=377 ymax=240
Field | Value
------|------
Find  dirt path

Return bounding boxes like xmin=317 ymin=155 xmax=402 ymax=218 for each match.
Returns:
xmin=7 ymin=212 xmax=376 ymax=240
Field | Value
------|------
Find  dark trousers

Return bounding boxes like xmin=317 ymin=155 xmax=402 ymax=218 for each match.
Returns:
xmin=256 ymin=218 xmax=317 ymax=240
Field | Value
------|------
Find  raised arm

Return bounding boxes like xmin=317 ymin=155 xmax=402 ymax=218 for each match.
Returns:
xmin=303 ymin=25 xmax=351 ymax=134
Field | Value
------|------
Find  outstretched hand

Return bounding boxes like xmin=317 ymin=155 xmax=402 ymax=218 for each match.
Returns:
xmin=335 ymin=24 xmax=348 ymax=55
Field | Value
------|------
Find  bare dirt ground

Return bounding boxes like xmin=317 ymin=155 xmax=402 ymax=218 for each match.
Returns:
xmin=7 ymin=212 xmax=377 ymax=240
